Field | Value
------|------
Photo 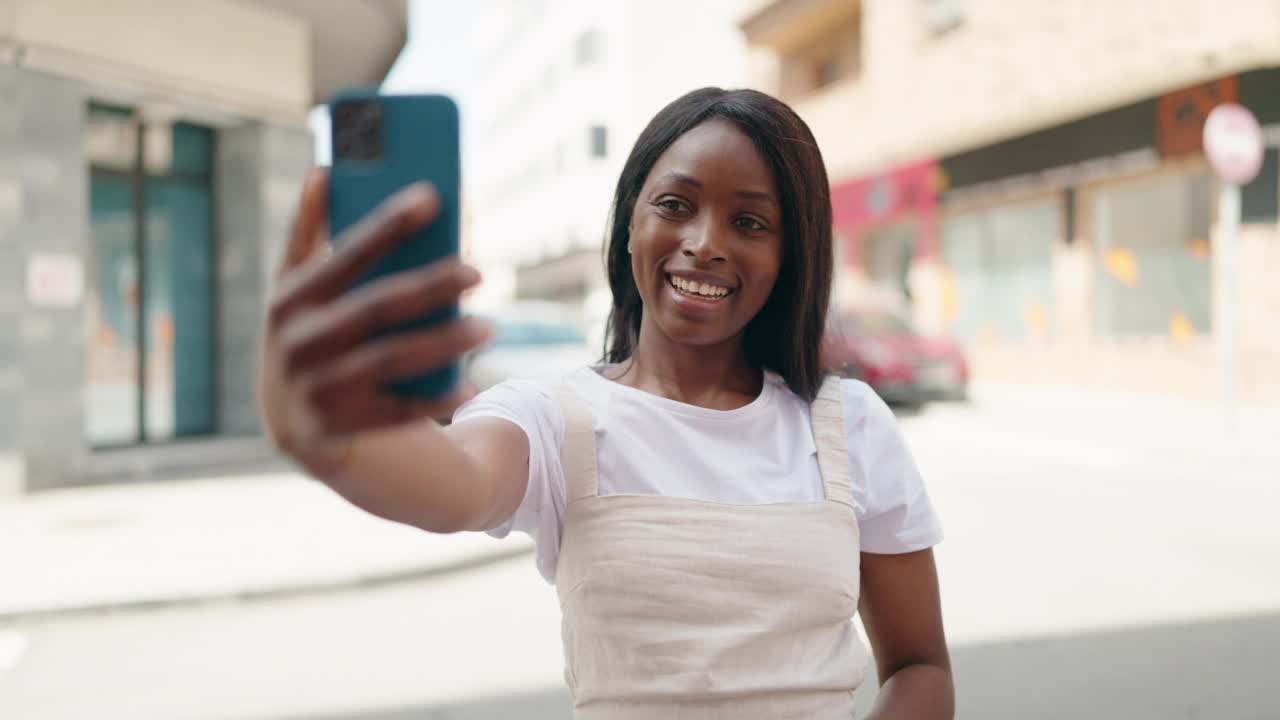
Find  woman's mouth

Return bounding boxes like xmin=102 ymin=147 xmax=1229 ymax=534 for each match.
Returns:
xmin=666 ymin=273 xmax=735 ymax=300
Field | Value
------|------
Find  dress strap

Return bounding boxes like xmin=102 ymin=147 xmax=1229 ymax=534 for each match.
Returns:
xmin=811 ymin=375 xmax=855 ymax=508
xmin=552 ymin=382 xmax=600 ymax=502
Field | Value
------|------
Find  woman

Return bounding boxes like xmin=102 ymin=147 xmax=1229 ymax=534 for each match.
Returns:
xmin=259 ymin=88 xmax=953 ymax=719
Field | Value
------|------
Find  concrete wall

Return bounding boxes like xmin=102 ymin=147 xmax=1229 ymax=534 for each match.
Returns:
xmin=0 ymin=64 xmax=22 ymax=493
xmin=0 ymin=0 xmax=14 ymax=39
xmin=0 ymin=68 xmax=90 ymax=491
xmin=759 ymin=0 xmax=1280 ymax=181
xmin=216 ymin=122 xmax=312 ymax=437
xmin=1 ymin=0 xmax=311 ymax=123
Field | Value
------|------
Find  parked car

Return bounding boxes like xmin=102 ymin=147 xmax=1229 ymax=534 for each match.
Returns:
xmin=821 ymin=310 xmax=969 ymax=406
xmin=463 ymin=303 xmax=598 ymax=393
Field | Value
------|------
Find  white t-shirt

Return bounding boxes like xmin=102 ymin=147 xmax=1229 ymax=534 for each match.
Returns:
xmin=454 ymin=366 xmax=944 ymax=583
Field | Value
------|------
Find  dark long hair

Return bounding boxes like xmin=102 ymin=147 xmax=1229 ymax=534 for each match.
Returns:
xmin=602 ymin=88 xmax=834 ymax=401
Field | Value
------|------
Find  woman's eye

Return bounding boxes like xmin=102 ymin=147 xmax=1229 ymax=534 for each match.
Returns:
xmin=736 ymin=216 xmax=766 ymax=231
xmin=656 ymin=199 xmax=685 ymax=213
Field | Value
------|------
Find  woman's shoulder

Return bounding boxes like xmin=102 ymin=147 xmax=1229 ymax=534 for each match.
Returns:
xmin=768 ymin=373 xmax=882 ymax=417
xmin=835 ymin=376 xmax=883 ymax=414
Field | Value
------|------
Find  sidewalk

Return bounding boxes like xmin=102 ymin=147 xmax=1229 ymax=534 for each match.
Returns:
xmin=0 ymin=470 xmax=533 ymax=623
xmin=950 ymin=380 xmax=1279 ymax=460
xmin=3 ymin=381 xmax=1274 ymax=625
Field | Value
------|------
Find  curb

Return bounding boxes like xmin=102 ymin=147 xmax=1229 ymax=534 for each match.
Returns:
xmin=0 ymin=545 xmax=534 ymax=626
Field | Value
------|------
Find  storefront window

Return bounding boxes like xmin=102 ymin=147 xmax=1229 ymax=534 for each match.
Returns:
xmin=941 ymin=198 xmax=1058 ymax=342
xmin=85 ymin=105 xmax=217 ymax=446
xmin=86 ymin=170 xmax=140 ymax=444
xmin=860 ymin=220 xmax=917 ymax=308
xmin=1090 ymin=172 xmax=1212 ymax=340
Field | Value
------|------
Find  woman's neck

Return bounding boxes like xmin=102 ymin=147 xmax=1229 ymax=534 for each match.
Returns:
xmin=610 ymin=318 xmax=763 ymax=410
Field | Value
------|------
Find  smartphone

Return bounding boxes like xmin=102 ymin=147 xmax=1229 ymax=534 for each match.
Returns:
xmin=328 ymin=90 xmax=461 ymax=399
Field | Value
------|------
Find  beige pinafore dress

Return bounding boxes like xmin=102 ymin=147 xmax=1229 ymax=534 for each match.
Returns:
xmin=551 ymin=375 xmax=870 ymax=719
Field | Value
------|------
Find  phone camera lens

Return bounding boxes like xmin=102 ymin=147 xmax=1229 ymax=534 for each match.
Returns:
xmin=334 ymin=100 xmax=383 ymax=163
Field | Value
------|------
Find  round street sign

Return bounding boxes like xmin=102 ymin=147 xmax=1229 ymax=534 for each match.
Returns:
xmin=1203 ymin=103 xmax=1264 ymax=185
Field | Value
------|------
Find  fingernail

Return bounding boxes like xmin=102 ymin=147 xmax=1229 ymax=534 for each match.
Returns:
xmin=460 ymin=264 xmax=481 ymax=285
xmin=404 ymin=184 xmax=438 ymax=222
xmin=467 ymin=318 xmax=494 ymax=343
xmin=306 ymin=166 xmax=326 ymax=188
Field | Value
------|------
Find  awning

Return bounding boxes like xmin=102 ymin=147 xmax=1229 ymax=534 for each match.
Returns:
xmin=249 ymin=0 xmax=408 ymax=105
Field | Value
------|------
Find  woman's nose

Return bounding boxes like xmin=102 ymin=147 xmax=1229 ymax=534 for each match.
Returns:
xmin=682 ymin=218 xmax=728 ymax=262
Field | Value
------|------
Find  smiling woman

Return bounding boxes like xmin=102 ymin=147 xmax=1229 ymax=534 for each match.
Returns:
xmin=604 ymin=90 xmax=833 ymax=403
xmin=259 ymin=87 xmax=953 ymax=719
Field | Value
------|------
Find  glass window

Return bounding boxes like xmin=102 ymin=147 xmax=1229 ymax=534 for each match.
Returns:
xmin=814 ymin=55 xmax=842 ymax=89
xmin=861 ymin=219 xmax=917 ymax=306
xmin=942 ymin=198 xmax=1058 ymax=342
xmin=170 ymin=122 xmax=213 ymax=177
xmin=144 ymin=179 xmax=216 ymax=440
xmin=1090 ymin=172 xmax=1212 ymax=339
xmin=84 ymin=105 xmax=136 ymax=172
xmin=86 ymin=175 xmax=141 ymax=445
xmin=589 ymin=126 xmax=607 ymax=159
xmin=1242 ymin=147 xmax=1278 ymax=223
xmin=779 ymin=12 xmax=861 ymax=98
xmin=921 ymin=0 xmax=965 ymax=35
xmin=85 ymin=105 xmax=217 ymax=446
xmin=575 ymin=30 xmax=599 ymax=66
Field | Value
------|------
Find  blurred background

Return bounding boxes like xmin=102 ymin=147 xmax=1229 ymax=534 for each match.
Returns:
xmin=1 ymin=0 xmax=1277 ymax=718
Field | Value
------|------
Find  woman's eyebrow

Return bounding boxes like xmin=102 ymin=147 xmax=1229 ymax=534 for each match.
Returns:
xmin=658 ymin=171 xmax=776 ymax=205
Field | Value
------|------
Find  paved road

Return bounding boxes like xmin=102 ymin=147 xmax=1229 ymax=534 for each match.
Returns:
xmin=2 ymin=389 xmax=1276 ymax=719
xmin=310 ymin=609 xmax=1280 ymax=720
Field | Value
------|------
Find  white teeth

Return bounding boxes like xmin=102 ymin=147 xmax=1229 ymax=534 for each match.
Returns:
xmin=669 ymin=275 xmax=730 ymax=298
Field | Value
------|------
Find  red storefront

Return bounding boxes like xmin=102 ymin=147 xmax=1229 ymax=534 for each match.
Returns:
xmin=829 ymin=159 xmax=944 ymax=309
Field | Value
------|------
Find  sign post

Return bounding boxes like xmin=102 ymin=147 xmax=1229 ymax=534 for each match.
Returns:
xmin=1202 ymin=103 xmax=1264 ymax=433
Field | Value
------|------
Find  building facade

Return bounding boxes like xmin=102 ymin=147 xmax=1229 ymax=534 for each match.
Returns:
xmin=0 ymin=0 xmax=406 ymax=492
xmin=447 ymin=0 xmax=754 ymax=342
xmin=743 ymin=0 xmax=1280 ymax=404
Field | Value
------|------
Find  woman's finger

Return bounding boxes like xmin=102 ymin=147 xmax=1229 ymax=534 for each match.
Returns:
xmin=301 ymin=317 xmax=493 ymax=404
xmin=298 ymin=182 xmax=440 ymax=296
xmin=278 ymin=169 xmax=329 ymax=278
xmin=269 ymin=182 xmax=438 ymax=329
xmin=279 ymin=260 xmax=481 ymax=377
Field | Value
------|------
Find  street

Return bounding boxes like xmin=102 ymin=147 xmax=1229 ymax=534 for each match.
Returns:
xmin=1 ymin=385 xmax=1277 ymax=719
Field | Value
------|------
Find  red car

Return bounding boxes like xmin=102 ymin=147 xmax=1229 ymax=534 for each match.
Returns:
xmin=821 ymin=310 xmax=969 ymax=407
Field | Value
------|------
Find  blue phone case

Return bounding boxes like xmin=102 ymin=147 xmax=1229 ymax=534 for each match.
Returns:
xmin=327 ymin=91 xmax=461 ymax=398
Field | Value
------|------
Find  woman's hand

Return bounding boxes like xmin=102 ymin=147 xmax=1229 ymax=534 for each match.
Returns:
xmin=256 ymin=170 xmax=492 ymax=475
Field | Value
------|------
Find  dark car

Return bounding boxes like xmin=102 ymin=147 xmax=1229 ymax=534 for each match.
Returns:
xmin=821 ymin=310 xmax=969 ymax=407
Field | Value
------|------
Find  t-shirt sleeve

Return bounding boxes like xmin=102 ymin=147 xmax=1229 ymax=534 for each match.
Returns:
xmin=450 ymin=379 xmax=566 ymax=582
xmin=842 ymin=379 xmax=944 ymax=554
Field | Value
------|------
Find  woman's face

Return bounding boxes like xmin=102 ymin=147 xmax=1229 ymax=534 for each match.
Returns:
xmin=629 ymin=118 xmax=783 ymax=349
